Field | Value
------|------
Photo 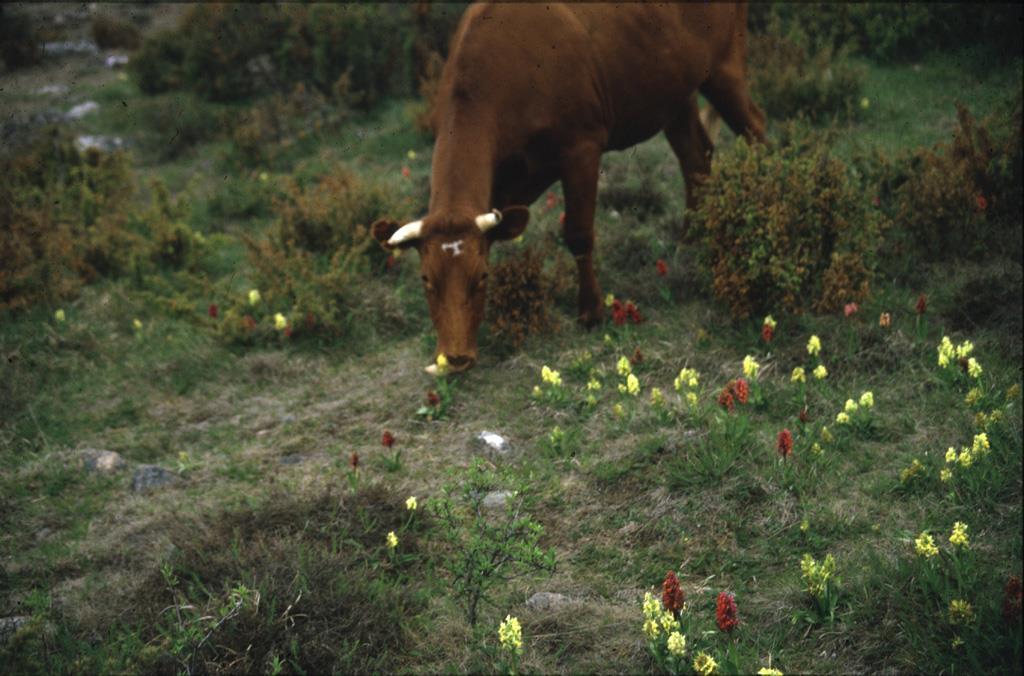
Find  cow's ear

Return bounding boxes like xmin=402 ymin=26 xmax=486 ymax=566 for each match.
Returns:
xmin=488 ymin=206 xmax=530 ymax=242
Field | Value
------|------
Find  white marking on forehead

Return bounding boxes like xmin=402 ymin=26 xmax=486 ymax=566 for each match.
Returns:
xmin=441 ymin=240 xmax=464 ymax=257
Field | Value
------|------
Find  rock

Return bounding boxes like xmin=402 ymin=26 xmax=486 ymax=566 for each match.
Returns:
xmin=75 ymin=135 xmax=126 ymax=153
xmin=482 ymin=490 xmax=514 ymax=509
xmin=525 ymin=592 xmax=573 ymax=612
xmin=279 ymin=454 xmax=305 ymax=465
xmin=132 ymin=465 xmax=177 ymax=492
xmin=80 ymin=448 xmax=127 ymax=474
xmin=105 ymin=54 xmax=129 ymax=68
xmin=36 ymin=84 xmax=69 ymax=96
xmin=280 ymin=414 xmax=296 ymax=424
xmin=0 ymin=616 xmax=29 ymax=645
xmin=474 ymin=431 xmax=512 ymax=458
xmin=65 ymin=101 xmax=99 ymax=120
xmin=43 ymin=40 xmax=100 ymax=57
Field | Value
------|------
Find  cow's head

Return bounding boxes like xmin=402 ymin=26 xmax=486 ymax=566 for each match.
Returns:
xmin=372 ymin=206 xmax=529 ymax=374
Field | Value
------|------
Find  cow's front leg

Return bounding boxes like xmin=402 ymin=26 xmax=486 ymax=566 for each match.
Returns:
xmin=560 ymin=142 xmax=603 ymax=328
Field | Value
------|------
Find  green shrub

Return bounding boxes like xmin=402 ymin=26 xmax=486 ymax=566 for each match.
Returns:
xmin=748 ymin=23 xmax=865 ymax=121
xmin=130 ymin=93 xmax=230 ymax=160
xmin=690 ymin=126 xmax=887 ymax=318
xmin=91 ymin=13 xmax=141 ymax=51
xmin=0 ymin=6 xmax=41 ymax=70
xmin=888 ymin=102 xmax=1022 ymax=262
xmin=129 ymin=29 xmax=187 ymax=95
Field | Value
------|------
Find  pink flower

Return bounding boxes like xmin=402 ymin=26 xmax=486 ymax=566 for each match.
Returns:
xmin=844 ymin=302 xmax=859 ymax=318
xmin=401 ymin=166 xmax=411 ymax=178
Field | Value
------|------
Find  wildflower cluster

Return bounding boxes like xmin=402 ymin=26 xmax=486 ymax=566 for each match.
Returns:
xmin=718 ymin=378 xmax=750 ymax=413
xmin=674 ymin=367 xmax=701 ymax=409
xmin=498 ymin=615 xmax=523 ymax=654
xmin=761 ymin=315 xmax=776 ymax=343
xmin=418 ymin=354 xmax=455 ymax=420
xmin=799 ymin=553 xmax=841 ymax=625
xmin=833 ymin=390 xmax=874 ymax=433
xmin=937 ymin=336 xmax=983 ymax=380
xmin=616 ymin=356 xmax=641 ymax=397
xmin=532 ymin=363 xmax=568 ymax=405
xmin=942 ymin=432 xmax=992 ymax=479
xmin=607 ymin=294 xmax=644 ymax=327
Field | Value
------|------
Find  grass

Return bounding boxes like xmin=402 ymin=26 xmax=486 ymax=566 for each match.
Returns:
xmin=1 ymin=11 xmax=1022 ymax=674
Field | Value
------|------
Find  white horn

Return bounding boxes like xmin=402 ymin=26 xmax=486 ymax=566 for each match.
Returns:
xmin=387 ymin=219 xmax=423 ymax=247
xmin=475 ymin=209 xmax=503 ymax=232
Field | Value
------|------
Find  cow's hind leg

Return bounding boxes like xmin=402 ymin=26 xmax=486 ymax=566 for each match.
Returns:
xmin=664 ymin=95 xmax=717 ymax=217
xmin=559 ymin=141 xmax=604 ymax=327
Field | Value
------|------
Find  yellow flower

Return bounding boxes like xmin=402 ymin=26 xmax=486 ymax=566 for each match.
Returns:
xmin=498 ymin=615 xmax=523 ymax=653
xmin=603 ymin=333 xmax=613 ymax=345
xmin=587 ymin=378 xmax=601 ymax=391
xmin=541 ymin=365 xmax=562 ymax=387
xmin=605 ymin=293 xmax=615 ymax=308
xmin=957 ymin=447 xmax=974 ymax=468
xmin=813 ymin=364 xmax=828 ymax=380
xmin=667 ymin=631 xmax=687 ymax=657
xmin=791 ymin=367 xmax=806 ymax=383
xmin=435 ymin=353 xmax=449 ymax=375
xmin=248 ymin=288 xmax=261 ymax=305
xmin=742 ymin=355 xmax=760 ymax=379
xmin=132 ymin=318 xmax=143 ymax=331
xmin=686 ymin=392 xmax=698 ymax=407
xmin=759 ymin=669 xmax=783 ymax=676
xmin=807 ymin=335 xmax=822 ymax=356
xmin=937 ymin=336 xmax=955 ymax=368
xmin=626 ymin=373 xmax=640 ymax=396
xmin=940 ymin=468 xmax=953 ymax=483
xmin=836 ymin=412 xmax=850 ymax=424
xmin=800 ymin=518 xmax=810 ymax=532
xmin=967 ymin=358 xmax=982 ymax=379
xmin=532 ymin=385 xmax=542 ymax=398
xmin=642 ymin=592 xmax=661 ymax=620
xmin=900 ymin=459 xmax=925 ymax=485
xmin=972 ymin=432 xmax=989 ymax=456
xmin=914 ymin=532 xmax=939 ymax=558
xmin=965 ymin=388 xmax=982 ymax=406
xmin=617 ymin=356 xmax=631 ymax=377
xmin=386 ymin=531 xmax=398 ymax=549
xmin=1007 ymin=383 xmax=1020 ymax=400
xmin=952 ymin=636 xmax=964 ymax=650
xmin=650 ymin=387 xmax=664 ymax=407
xmin=613 ymin=403 xmax=625 ymax=419
xmin=859 ymin=391 xmax=874 ymax=408
xmin=259 ymin=171 xmax=269 ymax=182
xmin=945 ymin=447 xmax=957 ymax=464
xmin=642 ymin=619 xmax=660 ymax=639
xmin=801 ymin=553 xmax=837 ymax=598
xmin=763 ymin=315 xmax=777 ymax=329
xmin=844 ymin=399 xmax=859 ymax=413
xmin=659 ymin=610 xmax=679 ymax=633
xmin=955 ymin=340 xmax=974 ymax=359
xmin=949 ymin=521 xmax=969 ymax=548
xmin=860 ymin=96 xmax=870 ymax=109
xmin=811 ymin=442 xmax=823 ymax=456
xmin=54 ymin=309 xmax=66 ymax=322
xmin=820 ymin=426 xmax=833 ymax=444
xmin=677 ymin=367 xmax=700 ymax=389
xmin=693 ymin=652 xmax=718 ymax=676
xmin=274 ymin=313 xmax=287 ymax=330
xmin=948 ymin=599 xmax=974 ymax=625
xmin=407 ymin=149 xmax=417 ymax=160
xmin=405 ymin=496 xmax=417 ymax=511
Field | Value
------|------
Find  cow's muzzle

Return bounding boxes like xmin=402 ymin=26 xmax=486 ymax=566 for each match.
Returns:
xmin=424 ymin=354 xmax=476 ymax=376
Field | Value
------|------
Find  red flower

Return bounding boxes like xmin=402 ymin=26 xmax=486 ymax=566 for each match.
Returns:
xmin=426 ymin=390 xmax=441 ymax=407
xmin=1004 ymin=576 xmax=1022 ymax=623
xmin=798 ymin=407 xmax=810 ymax=424
xmin=401 ymin=166 xmax=411 ymax=178
xmin=777 ymin=428 xmax=793 ymax=458
xmin=381 ymin=430 xmax=395 ymax=448
xmin=385 ymin=254 xmax=396 ymax=271
xmin=630 ymin=347 xmax=644 ymax=366
xmin=718 ymin=388 xmax=735 ymax=413
xmin=915 ymin=293 xmax=927 ymax=315
xmin=662 ymin=571 xmax=685 ymax=614
xmin=284 ymin=326 xmax=293 ymax=338
xmin=715 ymin=591 xmax=739 ymax=633
xmin=844 ymin=302 xmax=859 ymax=318
xmin=208 ymin=303 xmax=219 ymax=318
xmin=655 ymin=259 xmax=668 ymax=277
xmin=976 ymin=194 xmax=988 ymax=211
xmin=545 ymin=191 xmax=558 ymax=211
xmin=625 ymin=301 xmax=643 ymax=324
xmin=349 ymin=451 xmax=359 ymax=470
xmin=242 ymin=315 xmax=256 ymax=331
xmin=733 ymin=378 xmax=749 ymax=405
xmin=611 ymin=299 xmax=626 ymax=326
xmin=559 ymin=212 xmax=566 ymax=226
xmin=761 ymin=323 xmax=774 ymax=343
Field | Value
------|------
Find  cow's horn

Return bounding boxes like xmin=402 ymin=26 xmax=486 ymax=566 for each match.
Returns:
xmin=475 ymin=209 xmax=502 ymax=232
xmin=387 ymin=219 xmax=424 ymax=247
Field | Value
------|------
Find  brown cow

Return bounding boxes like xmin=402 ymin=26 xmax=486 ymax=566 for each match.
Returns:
xmin=372 ymin=2 xmax=765 ymax=374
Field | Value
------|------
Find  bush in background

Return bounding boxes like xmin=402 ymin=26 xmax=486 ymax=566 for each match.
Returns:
xmin=486 ymin=245 xmax=563 ymax=349
xmin=691 ymin=126 xmax=887 ymax=318
xmin=0 ymin=6 xmax=41 ymax=70
xmin=91 ymin=13 xmax=141 ymax=51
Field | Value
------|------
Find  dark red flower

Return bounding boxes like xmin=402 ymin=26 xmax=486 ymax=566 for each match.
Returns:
xmin=662 ymin=571 xmax=685 ymax=614
xmin=915 ymin=293 xmax=927 ymax=315
xmin=242 ymin=315 xmax=256 ymax=331
xmin=715 ymin=591 xmax=739 ymax=633
xmin=798 ymin=407 xmax=810 ymax=424
xmin=545 ymin=191 xmax=558 ymax=211
xmin=631 ymin=347 xmax=644 ymax=366
xmin=349 ymin=451 xmax=359 ymax=470
xmin=733 ymin=378 xmax=749 ymax=405
xmin=777 ymin=428 xmax=793 ymax=458
xmin=559 ymin=212 xmax=566 ymax=226
xmin=401 ymin=166 xmax=411 ymax=178
xmin=381 ymin=430 xmax=395 ymax=448
xmin=625 ymin=302 xmax=644 ymax=324
xmin=426 ymin=390 xmax=441 ymax=407
xmin=718 ymin=388 xmax=735 ymax=413
xmin=1004 ymin=576 xmax=1022 ymax=623
xmin=208 ymin=303 xmax=219 ymax=318
xmin=284 ymin=326 xmax=293 ymax=338
xmin=655 ymin=259 xmax=668 ymax=277
xmin=761 ymin=323 xmax=774 ymax=343
xmin=611 ymin=299 xmax=627 ymax=326
xmin=976 ymin=194 xmax=988 ymax=211
xmin=385 ymin=254 xmax=396 ymax=271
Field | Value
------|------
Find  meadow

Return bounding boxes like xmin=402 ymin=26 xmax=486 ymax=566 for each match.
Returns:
xmin=1 ymin=4 xmax=1021 ymax=674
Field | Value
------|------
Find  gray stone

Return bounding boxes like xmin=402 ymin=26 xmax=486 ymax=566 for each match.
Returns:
xmin=525 ymin=592 xmax=573 ymax=612
xmin=132 ymin=465 xmax=177 ymax=492
xmin=80 ymin=448 xmax=127 ymax=474
xmin=474 ymin=431 xmax=512 ymax=458
xmin=65 ymin=101 xmax=99 ymax=120
xmin=105 ymin=54 xmax=129 ymax=68
xmin=44 ymin=40 xmax=100 ymax=57
xmin=279 ymin=454 xmax=305 ymax=465
xmin=482 ymin=490 xmax=514 ymax=509
xmin=36 ymin=84 xmax=69 ymax=96
xmin=0 ymin=616 xmax=29 ymax=645
xmin=280 ymin=414 xmax=297 ymax=424
xmin=75 ymin=135 xmax=126 ymax=153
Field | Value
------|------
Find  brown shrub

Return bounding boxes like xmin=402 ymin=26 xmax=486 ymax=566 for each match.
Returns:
xmin=231 ymin=83 xmax=346 ymax=166
xmin=486 ymin=245 xmax=562 ymax=349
